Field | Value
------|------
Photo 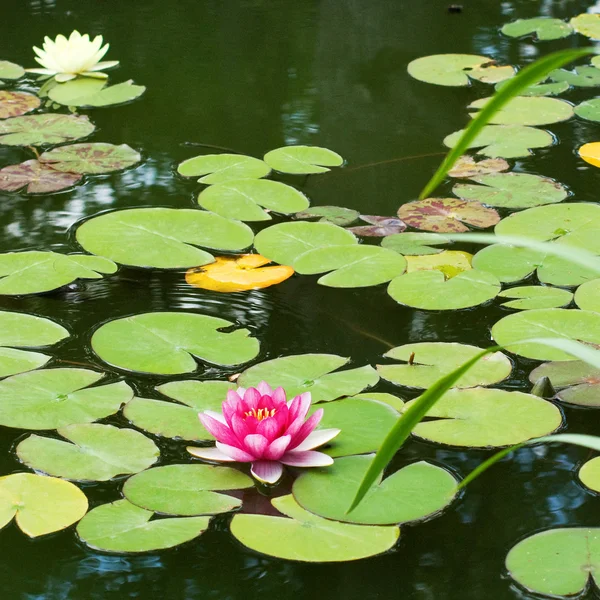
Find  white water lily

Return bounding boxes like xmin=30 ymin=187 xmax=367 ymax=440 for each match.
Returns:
xmin=26 ymin=30 xmax=119 ymax=82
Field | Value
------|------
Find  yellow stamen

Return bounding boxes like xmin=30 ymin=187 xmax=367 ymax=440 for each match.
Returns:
xmin=244 ymin=407 xmax=277 ymax=421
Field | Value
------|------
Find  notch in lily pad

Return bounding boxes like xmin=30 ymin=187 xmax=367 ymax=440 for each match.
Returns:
xmin=501 ymin=18 xmax=573 ymax=41
xmin=47 ymin=77 xmax=145 ymax=107
xmin=264 ymin=145 xmax=343 ymax=174
xmin=178 ymin=153 xmax=271 ymax=184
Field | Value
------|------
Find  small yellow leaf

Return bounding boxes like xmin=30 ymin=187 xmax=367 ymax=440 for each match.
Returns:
xmin=579 ymin=142 xmax=600 ymax=168
xmin=185 ymin=255 xmax=294 ymax=292
xmin=405 ymin=250 xmax=473 ymax=279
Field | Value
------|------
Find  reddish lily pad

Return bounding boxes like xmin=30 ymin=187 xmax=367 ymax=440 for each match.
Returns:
xmin=40 ymin=143 xmax=141 ymax=175
xmin=398 ymin=198 xmax=500 ymax=233
xmin=447 ymin=155 xmax=510 ymax=178
xmin=0 ymin=113 xmax=95 ymax=146
xmin=0 ymin=91 xmax=40 ymax=119
xmin=348 ymin=216 xmax=407 ymax=237
xmin=0 ymin=160 xmax=82 ymax=194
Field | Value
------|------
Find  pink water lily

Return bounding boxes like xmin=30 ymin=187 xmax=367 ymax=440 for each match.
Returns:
xmin=187 ymin=381 xmax=340 ymax=484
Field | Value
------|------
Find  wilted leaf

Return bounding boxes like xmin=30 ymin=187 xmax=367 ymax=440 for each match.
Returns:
xmin=0 ymin=91 xmax=40 ymax=119
xmin=40 ymin=143 xmax=141 ymax=174
xmin=0 ymin=159 xmax=82 ymax=194
xmin=264 ymin=145 xmax=343 ymax=174
xmin=447 ymin=155 xmax=510 ymax=178
xmin=0 ymin=113 xmax=95 ymax=146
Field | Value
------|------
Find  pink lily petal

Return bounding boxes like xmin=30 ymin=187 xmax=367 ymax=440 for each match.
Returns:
xmin=293 ymin=428 xmax=341 ymax=452
xmin=243 ymin=434 xmax=268 ymax=458
xmin=204 ymin=410 xmax=227 ymax=425
xmin=198 ymin=413 xmax=238 ymax=446
xmin=280 ymin=450 xmax=334 ymax=467
xmin=290 ymin=409 xmax=323 ymax=448
xmin=264 ymin=435 xmax=291 ymax=460
xmin=288 ymin=392 xmax=312 ymax=421
xmin=285 ymin=415 xmax=305 ymax=439
xmin=215 ymin=442 xmax=256 ymax=462
xmin=256 ymin=415 xmax=282 ymax=439
xmin=272 ymin=387 xmax=287 ymax=406
xmin=186 ymin=445 xmax=235 ymax=462
xmin=243 ymin=388 xmax=261 ymax=410
xmin=256 ymin=381 xmax=273 ymax=396
xmin=231 ymin=413 xmax=252 ymax=440
xmin=251 ymin=460 xmax=283 ymax=484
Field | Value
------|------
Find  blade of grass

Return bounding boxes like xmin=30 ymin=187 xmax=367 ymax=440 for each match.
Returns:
xmin=419 ymin=47 xmax=596 ymax=200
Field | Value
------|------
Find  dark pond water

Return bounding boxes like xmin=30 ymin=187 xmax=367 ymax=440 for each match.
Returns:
xmin=2 ymin=0 xmax=600 ymax=598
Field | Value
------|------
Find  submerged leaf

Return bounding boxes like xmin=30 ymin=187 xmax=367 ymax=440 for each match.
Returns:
xmin=178 ymin=153 xmax=271 ymax=184
xmin=0 ymin=159 xmax=82 ymax=194
xmin=0 ymin=113 xmax=95 ymax=146
xmin=0 ymin=91 xmax=40 ymax=119
xmin=40 ymin=143 xmax=141 ymax=174
xmin=264 ymin=145 xmax=343 ymax=174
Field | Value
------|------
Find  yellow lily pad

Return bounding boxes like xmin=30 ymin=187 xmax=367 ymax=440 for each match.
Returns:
xmin=405 ymin=250 xmax=473 ymax=278
xmin=578 ymin=142 xmax=600 ymax=168
xmin=185 ymin=254 xmax=294 ymax=292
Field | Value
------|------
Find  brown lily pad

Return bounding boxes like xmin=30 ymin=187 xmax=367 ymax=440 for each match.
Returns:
xmin=398 ymin=198 xmax=500 ymax=233
xmin=0 ymin=160 xmax=82 ymax=194
xmin=0 ymin=91 xmax=41 ymax=120
xmin=448 ymin=155 xmax=510 ymax=178
xmin=40 ymin=143 xmax=141 ymax=175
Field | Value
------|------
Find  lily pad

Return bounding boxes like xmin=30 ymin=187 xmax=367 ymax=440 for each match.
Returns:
xmin=377 ymin=342 xmax=511 ymax=389
xmin=575 ymin=278 xmax=600 ymax=313
xmin=468 ymin=96 xmax=574 ymax=126
xmin=0 ymin=160 xmax=82 ymax=194
xmin=254 ymin=221 xmax=357 ymax=267
xmin=77 ymin=499 xmax=209 ymax=553
xmin=40 ymin=143 xmax=141 ymax=174
xmin=76 ymin=208 xmax=254 ymax=269
xmin=0 ymin=251 xmax=117 ymax=295
xmin=571 ymin=13 xmax=600 ymax=39
xmin=0 ymin=61 xmax=25 ymax=83
xmin=92 ymin=312 xmax=259 ymax=375
xmin=404 ymin=387 xmax=562 ymax=447
xmin=453 ymin=173 xmax=567 ymax=209
xmin=123 ymin=464 xmax=253 ymax=516
xmin=178 ymin=153 xmax=271 ymax=184
xmin=495 ymin=79 xmax=570 ymax=97
xmin=575 ymin=99 xmax=600 ymax=123
xmin=197 ymin=179 xmax=309 ymax=221
xmin=0 ymin=368 xmax=132 ymax=429
xmin=238 ymin=354 xmax=379 ymax=403
xmin=0 ymin=113 xmax=95 ymax=146
xmin=579 ymin=142 xmax=600 ymax=167
xmin=550 ymin=66 xmax=600 ymax=88
xmin=506 ymin=528 xmax=600 ymax=597
xmin=388 ymin=269 xmax=501 ymax=310
xmin=350 ymin=391 xmax=405 ymax=412
xmin=501 ymin=17 xmax=573 ymax=41
xmin=444 ymin=124 xmax=554 ymax=158
xmin=579 ymin=457 xmax=600 ymax=492
xmin=407 ymin=54 xmax=513 ymax=86
xmin=381 ymin=232 xmax=447 ymax=256
xmin=405 ymin=250 xmax=472 ymax=278
xmin=263 ymin=146 xmax=343 ymax=174
xmin=492 ymin=308 xmax=600 ymax=361
xmin=185 ymin=254 xmax=294 ymax=292
xmin=398 ymin=198 xmax=500 ymax=233
xmin=293 ymin=455 xmax=456 ymax=525
xmin=0 ymin=473 xmax=87 ymax=537
xmin=48 ymin=78 xmax=146 ymax=107
xmin=0 ymin=91 xmax=40 ymax=119
xmin=498 ymin=286 xmax=573 ymax=310
xmin=0 ymin=310 xmax=68 ymax=378
xmin=529 ymin=359 xmax=600 ymax=407
xmin=16 ymin=424 xmax=159 ymax=481
xmin=293 ymin=245 xmax=407 ymax=288
xmin=230 ymin=494 xmax=399 ymax=562
xmin=295 ymin=206 xmax=359 ymax=227
xmin=447 ymin=155 xmax=510 ymax=178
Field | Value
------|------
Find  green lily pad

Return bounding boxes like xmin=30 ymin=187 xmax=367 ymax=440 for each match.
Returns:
xmin=124 ymin=380 xmax=235 ymax=441
xmin=293 ymin=245 xmax=407 ymax=288
xmin=404 ymin=387 xmax=562 ymax=447
xmin=579 ymin=457 xmax=600 ymax=492
xmin=238 ymin=354 xmax=379 ymax=403
xmin=492 ymin=308 xmax=600 ymax=361
xmin=495 ymin=79 xmax=570 ymax=96
xmin=398 ymin=198 xmax=500 ymax=233
xmin=295 ymin=206 xmax=359 ymax=226
xmin=529 ymin=359 xmax=600 ymax=407
xmin=571 ymin=13 xmax=600 ymax=39
xmin=498 ymin=286 xmax=573 ymax=310
xmin=254 ymin=221 xmax=357 ymax=267
xmin=178 ymin=153 xmax=271 ymax=184
xmin=0 ymin=251 xmax=117 ymax=295
xmin=230 ymin=494 xmax=399 ymax=562
xmin=0 ymin=160 xmax=82 ymax=194
xmin=448 ymin=155 xmax=510 ymax=178
xmin=575 ymin=278 xmax=600 ymax=312
xmin=377 ymin=342 xmax=511 ymax=389
xmin=453 ymin=173 xmax=567 ymax=209
xmin=574 ymin=98 xmax=600 ymax=123
xmin=388 ymin=269 xmax=501 ymax=310
xmin=0 ymin=473 xmax=88 ymax=537
xmin=0 ymin=310 xmax=68 ymax=378
xmin=263 ymin=146 xmax=343 ymax=174
xmin=197 ymin=179 xmax=309 ymax=221
xmin=293 ymin=455 xmax=456 ymax=525
xmin=0 ymin=113 xmax=95 ymax=146
xmin=444 ymin=125 xmax=555 ymax=158
xmin=123 ymin=464 xmax=253 ymax=516
xmin=76 ymin=499 xmax=209 ymax=553
xmin=468 ymin=96 xmax=574 ymax=126
xmin=0 ymin=368 xmax=132 ymax=429
xmin=308 ymin=397 xmax=400 ymax=457
xmin=0 ymin=91 xmax=41 ymax=119
xmin=48 ymin=78 xmax=145 ymax=107
xmin=40 ymin=143 xmax=141 ymax=174
xmin=501 ymin=17 xmax=573 ymax=40
xmin=350 ymin=392 xmax=406 ymax=412
xmin=404 ymin=249 xmax=472 ymax=278
xmin=16 ymin=424 xmax=159 ymax=482
xmin=550 ymin=66 xmax=600 ymax=88
xmin=506 ymin=528 xmax=600 ymax=597
xmin=92 ymin=312 xmax=259 ymax=375
xmin=381 ymin=232 xmax=447 ymax=256
xmin=407 ymin=54 xmax=513 ymax=86
xmin=0 ymin=61 xmax=25 ymax=83
xmin=76 ymin=208 xmax=254 ymax=269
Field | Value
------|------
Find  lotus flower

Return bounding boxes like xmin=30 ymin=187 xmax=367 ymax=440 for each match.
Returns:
xmin=26 ymin=31 xmax=119 ymax=82
xmin=187 ymin=382 xmax=340 ymax=484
